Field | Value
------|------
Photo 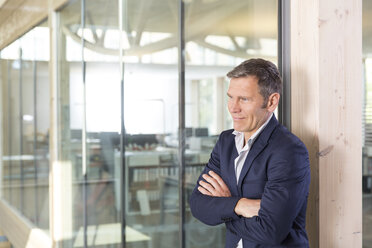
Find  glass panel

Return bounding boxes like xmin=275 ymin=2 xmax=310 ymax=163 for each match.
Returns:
xmin=0 ymin=44 xmax=21 ymax=207
xmin=3 ymin=43 xmax=22 ymax=211
xmin=20 ymin=57 xmax=35 ymax=222
xmin=21 ymin=21 xmax=50 ymax=230
xmin=84 ymin=0 xmax=121 ymax=247
xmin=35 ymin=60 xmax=50 ymax=229
xmin=121 ymin=0 xmax=179 ymax=247
xmin=184 ymin=0 xmax=278 ymax=247
xmin=363 ymin=1 xmax=372 ymax=247
xmin=58 ymin=1 xmax=123 ymax=247
xmin=0 ymin=21 xmax=50 ymax=232
xmin=0 ymin=56 xmax=13 ymax=205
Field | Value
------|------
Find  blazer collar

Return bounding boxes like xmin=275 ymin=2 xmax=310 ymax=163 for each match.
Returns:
xmin=254 ymin=114 xmax=279 ymax=145
xmin=236 ymin=114 xmax=279 ymax=186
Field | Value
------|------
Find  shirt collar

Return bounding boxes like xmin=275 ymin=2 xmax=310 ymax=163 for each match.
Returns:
xmin=232 ymin=113 xmax=273 ymax=150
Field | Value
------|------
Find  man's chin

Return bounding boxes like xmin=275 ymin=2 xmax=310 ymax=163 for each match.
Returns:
xmin=233 ymin=126 xmax=243 ymax=132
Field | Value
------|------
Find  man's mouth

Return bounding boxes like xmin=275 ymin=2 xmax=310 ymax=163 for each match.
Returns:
xmin=233 ymin=117 xmax=244 ymax=120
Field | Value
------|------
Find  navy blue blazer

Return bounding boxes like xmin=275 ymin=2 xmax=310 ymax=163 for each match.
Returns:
xmin=189 ymin=116 xmax=310 ymax=247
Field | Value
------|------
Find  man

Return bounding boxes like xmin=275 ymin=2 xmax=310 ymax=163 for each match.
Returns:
xmin=189 ymin=58 xmax=310 ymax=247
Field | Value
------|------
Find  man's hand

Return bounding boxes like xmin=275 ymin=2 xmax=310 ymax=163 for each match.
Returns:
xmin=234 ymin=198 xmax=261 ymax=218
xmin=198 ymin=170 xmax=231 ymax=197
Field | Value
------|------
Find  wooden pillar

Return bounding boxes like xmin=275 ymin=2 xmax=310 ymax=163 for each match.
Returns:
xmin=291 ymin=0 xmax=362 ymax=247
xmin=48 ymin=1 xmax=72 ymax=245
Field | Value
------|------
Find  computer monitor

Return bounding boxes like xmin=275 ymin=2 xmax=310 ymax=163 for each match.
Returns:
xmin=195 ymin=128 xmax=208 ymax=137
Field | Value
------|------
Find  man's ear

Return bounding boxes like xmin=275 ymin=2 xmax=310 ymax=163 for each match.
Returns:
xmin=266 ymin=93 xmax=280 ymax=112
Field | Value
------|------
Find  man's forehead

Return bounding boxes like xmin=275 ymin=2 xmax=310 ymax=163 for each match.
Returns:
xmin=227 ymin=88 xmax=253 ymax=97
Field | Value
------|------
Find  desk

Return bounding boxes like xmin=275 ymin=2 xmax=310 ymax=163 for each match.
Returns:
xmin=114 ymin=148 xmax=210 ymax=215
xmin=73 ymin=223 xmax=150 ymax=247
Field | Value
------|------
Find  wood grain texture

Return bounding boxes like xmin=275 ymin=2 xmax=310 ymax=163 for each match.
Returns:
xmin=291 ymin=1 xmax=320 ymax=246
xmin=291 ymin=0 xmax=362 ymax=247
xmin=0 ymin=0 xmax=25 ymax=26
xmin=0 ymin=0 xmax=8 ymax=9
xmin=0 ymin=0 xmax=47 ymax=50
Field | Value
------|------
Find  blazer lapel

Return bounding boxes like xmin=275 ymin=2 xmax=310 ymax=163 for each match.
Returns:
xmin=237 ymin=115 xmax=279 ymax=187
xmin=224 ymin=132 xmax=239 ymax=196
xmin=228 ymin=145 xmax=239 ymax=195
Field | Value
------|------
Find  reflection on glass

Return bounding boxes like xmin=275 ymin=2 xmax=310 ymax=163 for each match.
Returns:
xmin=20 ymin=58 xmax=36 ymax=222
xmin=0 ymin=22 xmax=50 ymax=231
xmin=185 ymin=0 xmax=278 ymax=247
xmin=85 ymin=0 xmax=121 ymax=246
xmin=53 ymin=0 xmax=278 ymax=247
xmin=58 ymin=0 xmax=123 ymax=247
xmin=122 ymin=0 xmax=180 ymax=247
xmin=9 ymin=55 xmax=21 ymax=210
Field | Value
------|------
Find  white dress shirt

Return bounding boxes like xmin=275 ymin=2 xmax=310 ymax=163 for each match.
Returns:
xmin=233 ymin=113 xmax=273 ymax=248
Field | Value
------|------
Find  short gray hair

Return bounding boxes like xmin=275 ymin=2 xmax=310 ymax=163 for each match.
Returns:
xmin=227 ymin=58 xmax=282 ymax=106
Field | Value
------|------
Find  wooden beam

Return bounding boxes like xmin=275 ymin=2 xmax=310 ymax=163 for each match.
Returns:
xmin=0 ymin=0 xmax=8 ymax=9
xmin=0 ymin=0 xmax=48 ymax=50
xmin=0 ymin=199 xmax=52 ymax=248
xmin=291 ymin=0 xmax=362 ymax=247
xmin=0 ymin=0 xmax=69 ymax=49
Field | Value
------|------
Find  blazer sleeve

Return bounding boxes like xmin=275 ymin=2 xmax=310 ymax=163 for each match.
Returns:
xmin=225 ymin=142 xmax=310 ymax=245
xmin=189 ymin=132 xmax=241 ymax=226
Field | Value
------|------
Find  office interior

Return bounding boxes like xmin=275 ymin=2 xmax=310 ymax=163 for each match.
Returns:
xmin=0 ymin=0 xmax=369 ymax=247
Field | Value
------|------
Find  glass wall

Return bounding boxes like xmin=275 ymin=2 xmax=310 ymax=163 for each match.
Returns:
xmin=0 ymin=21 xmax=50 ymax=230
xmin=0 ymin=0 xmax=279 ymax=247
xmin=56 ymin=0 xmax=123 ymax=246
xmin=363 ymin=1 xmax=372 ymax=247
xmin=121 ymin=0 xmax=180 ymax=247
xmin=55 ymin=0 xmax=279 ymax=247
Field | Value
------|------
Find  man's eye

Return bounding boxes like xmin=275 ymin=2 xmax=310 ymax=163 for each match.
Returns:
xmin=240 ymin=97 xmax=249 ymax=101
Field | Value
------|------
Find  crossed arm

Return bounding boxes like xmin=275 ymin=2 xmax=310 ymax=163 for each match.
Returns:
xmin=190 ymin=132 xmax=311 ymax=245
xmin=198 ymin=170 xmax=261 ymax=218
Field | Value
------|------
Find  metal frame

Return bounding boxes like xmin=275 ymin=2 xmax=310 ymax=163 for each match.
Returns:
xmin=178 ymin=0 xmax=186 ymax=247
xmin=119 ymin=0 xmax=126 ymax=246
xmin=80 ymin=0 xmax=88 ymax=247
xmin=278 ymin=0 xmax=291 ymax=128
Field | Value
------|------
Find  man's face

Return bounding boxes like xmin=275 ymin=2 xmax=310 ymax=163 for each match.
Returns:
xmin=227 ymin=76 xmax=272 ymax=139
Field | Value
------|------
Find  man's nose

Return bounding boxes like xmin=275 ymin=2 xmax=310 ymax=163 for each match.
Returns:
xmin=229 ymin=100 xmax=240 ymax=112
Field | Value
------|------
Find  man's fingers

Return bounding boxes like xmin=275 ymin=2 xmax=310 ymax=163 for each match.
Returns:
xmin=199 ymin=171 xmax=232 ymax=197
xmin=199 ymin=180 xmax=215 ymax=194
xmin=202 ymin=174 xmax=220 ymax=190
xmin=208 ymin=170 xmax=228 ymax=189
xmin=198 ymin=186 xmax=212 ymax=196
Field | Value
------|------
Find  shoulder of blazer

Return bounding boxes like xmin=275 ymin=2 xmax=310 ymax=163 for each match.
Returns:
xmin=219 ymin=129 xmax=235 ymax=141
xmin=269 ymin=121 xmax=309 ymax=154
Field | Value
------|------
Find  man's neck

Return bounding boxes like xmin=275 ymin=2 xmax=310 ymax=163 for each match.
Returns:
xmin=243 ymin=113 xmax=273 ymax=146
